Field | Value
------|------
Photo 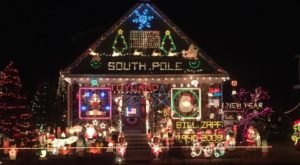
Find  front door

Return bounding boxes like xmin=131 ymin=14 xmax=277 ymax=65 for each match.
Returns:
xmin=122 ymin=93 xmax=146 ymax=133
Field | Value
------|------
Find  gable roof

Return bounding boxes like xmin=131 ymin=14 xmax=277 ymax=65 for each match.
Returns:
xmin=62 ymin=2 xmax=228 ymax=76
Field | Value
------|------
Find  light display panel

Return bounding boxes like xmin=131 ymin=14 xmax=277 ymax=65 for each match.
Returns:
xmin=171 ymin=88 xmax=201 ymax=119
xmin=130 ymin=30 xmax=160 ymax=49
xmin=78 ymin=87 xmax=112 ymax=119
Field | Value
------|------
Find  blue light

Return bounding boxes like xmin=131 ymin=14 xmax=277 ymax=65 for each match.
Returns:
xmin=132 ymin=9 xmax=154 ymax=30
xmin=213 ymin=92 xmax=223 ymax=97
xmin=84 ymin=92 xmax=91 ymax=97
xmin=81 ymin=106 xmax=87 ymax=111
xmin=105 ymin=106 xmax=110 ymax=111
xmin=100 ymin=92 xmax=106 ymax=98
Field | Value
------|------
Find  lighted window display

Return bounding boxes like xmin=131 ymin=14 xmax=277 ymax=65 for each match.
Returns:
xmin=171 ymin=88 xmax=201 ymax=119
xmin=78 ymin=88 xmax=112 ymax=119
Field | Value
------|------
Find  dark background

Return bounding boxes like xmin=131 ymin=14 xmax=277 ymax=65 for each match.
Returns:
xmin=1 ymin=0 xmax=299 ymax=111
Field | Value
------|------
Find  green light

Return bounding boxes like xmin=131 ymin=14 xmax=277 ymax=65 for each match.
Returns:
xmin=112 ymin=29 xmax=128 ymax=53
xmin=91 ymin=80 xmax=98 ymax=86
xmin=189 ymin=60 xmax=201 ymax=69
xmin=160 ymin=30 xmax=177 ymax=56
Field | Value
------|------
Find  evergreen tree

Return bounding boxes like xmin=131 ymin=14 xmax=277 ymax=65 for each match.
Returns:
xmin=30 ymin=82 xmax=54 ymax=127
xmin=0 ymin=62 xmax=37 ymax=146
xmin=55 ymin=72 xmax=67 ymax=126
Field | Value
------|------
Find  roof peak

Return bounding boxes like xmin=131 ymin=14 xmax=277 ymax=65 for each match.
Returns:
xmin=139 ymin=0 xmax=151 ymax=3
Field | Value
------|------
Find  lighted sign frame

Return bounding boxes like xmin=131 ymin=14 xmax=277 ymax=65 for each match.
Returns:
xmin=171 ymin=88 xmax=201 ymax=120
xmin=78 ymin=87 xmax=112 ymax=120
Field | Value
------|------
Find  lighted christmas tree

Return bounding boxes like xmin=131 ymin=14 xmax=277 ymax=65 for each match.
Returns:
xmin=0 ymin=62 xmax=38 ymax=146
xmin=160 ymin=30 xmax=176 ymax=56
xmin=112 ymin=29 xmax=128 ymax=53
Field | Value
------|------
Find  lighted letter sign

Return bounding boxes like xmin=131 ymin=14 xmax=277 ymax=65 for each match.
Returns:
xmin=79 ymin=87 xmax=112 ymax=119
xmin=171 ymin=88 xmax=201 ymax=119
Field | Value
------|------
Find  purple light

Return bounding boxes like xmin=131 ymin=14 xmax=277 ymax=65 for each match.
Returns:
xmin=100 ymin=92 xmax=105 ymax=98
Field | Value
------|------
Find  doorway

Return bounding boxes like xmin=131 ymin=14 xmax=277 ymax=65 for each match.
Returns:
xmin=122 ymin=93 xmax=146 ymax=133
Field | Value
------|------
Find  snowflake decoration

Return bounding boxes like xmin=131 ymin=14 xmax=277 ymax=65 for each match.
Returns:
xmin=132 ymin=9 xmax=154 ymax=30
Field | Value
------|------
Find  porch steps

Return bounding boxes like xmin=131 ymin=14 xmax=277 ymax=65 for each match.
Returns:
xmin=124 ymin=130 xmax=153 ymax=163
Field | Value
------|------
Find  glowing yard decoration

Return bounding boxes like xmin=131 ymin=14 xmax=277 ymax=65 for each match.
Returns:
xmin=132 ymin=8 xmax=154 ymax=30
xmin=190 ymin=141 xmax=225 ymax=158
xmin=85 ymin=126 xmax=97 ymax=139
xmin=171 ymin=88 xmax=201 ymax=119
xmin=79 ymin=88 xmax=112 ymax=119
xmin=291 ymin=119 xmax=300 ymax=146
xmin=68 ymin=125 xmax=83 ymax=134
xmin=39 ymin=149 xmax=47 ymax=159
xmin=51 ymin=136 xmax=78 ymax=148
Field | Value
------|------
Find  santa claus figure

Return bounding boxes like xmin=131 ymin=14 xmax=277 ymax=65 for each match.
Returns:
xmin=179 ymin=94 xmax=195 ymax=113
xmin=246 ymin=126 xmax=257 ymax=146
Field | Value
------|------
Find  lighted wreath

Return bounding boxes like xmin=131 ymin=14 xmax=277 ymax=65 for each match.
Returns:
xmin=171 ymin=88 xmax=201 ymax=119
xmin=125 ymin=117 xmax=139 ymax=126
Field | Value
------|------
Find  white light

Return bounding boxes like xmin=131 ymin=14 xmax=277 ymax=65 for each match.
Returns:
xmin=232 ymin=90 xmax=237 ymax=95
xmin=61 ymin=132 xmax=66 ymax=138
xmin=93 ymin=120 xmax=98 ymax=126
xmin=86 ymin=126 xmax=96 ymax=139
xmin=191 ymin=80 xmax=198 ymax=86
xmin=40 ymin=150 xmax=47 ymax=158
xmin=237 ymin=115 xmax=242 ymax=121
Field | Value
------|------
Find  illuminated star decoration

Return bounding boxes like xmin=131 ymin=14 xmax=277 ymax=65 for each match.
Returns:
xmin=132 ymin=9 xmax=154 ymax=30
xmin=92 ymin=120 xmax=98 ymax=126
xmin=100 ymin=122 xmax=106 ymax=129
xmin=152 ymin=85 xmax=170 ymax=108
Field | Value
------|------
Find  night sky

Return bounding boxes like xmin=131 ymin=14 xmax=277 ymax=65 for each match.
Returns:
xmin=1 ymin=0 xmax=299 ymax=110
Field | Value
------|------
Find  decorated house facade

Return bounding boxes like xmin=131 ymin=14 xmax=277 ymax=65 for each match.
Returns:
xmin=62 ymin=2 xmax=229 ymax=148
